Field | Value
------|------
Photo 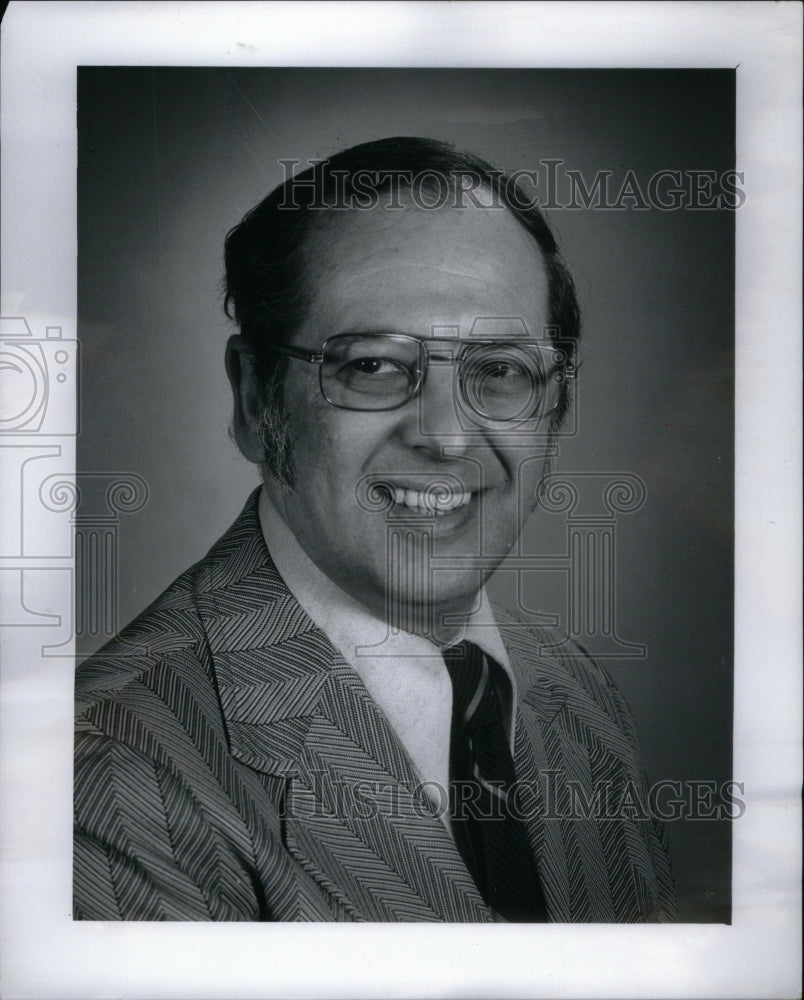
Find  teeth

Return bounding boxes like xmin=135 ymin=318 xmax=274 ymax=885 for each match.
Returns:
xmin=387 ymin=486 xmax=472 ymax=514
xmin=434 ymin=492 xmax=470 ymax=510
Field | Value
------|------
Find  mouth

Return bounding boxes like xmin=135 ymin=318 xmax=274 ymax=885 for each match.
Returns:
xmin=380 ymin=484 xmax=474 ymax=517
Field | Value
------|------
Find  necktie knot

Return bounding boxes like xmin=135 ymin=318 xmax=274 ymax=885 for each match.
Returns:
xmin=444 ymin=640 xmax=499 ymax=735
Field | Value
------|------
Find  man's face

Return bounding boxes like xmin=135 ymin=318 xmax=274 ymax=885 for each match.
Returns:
xmin=262 ymin=197 xmax=552 ymax=633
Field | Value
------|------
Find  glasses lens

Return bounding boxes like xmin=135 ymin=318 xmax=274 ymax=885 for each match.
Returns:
xmin=321 ymin=334 xmax=420 ymax=410
xmin=459 ymin=343 xmax=548 ymax=421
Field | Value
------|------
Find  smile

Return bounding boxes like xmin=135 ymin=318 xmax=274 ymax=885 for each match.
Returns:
xmin=386 ymin=485 xmax=473 ymax=516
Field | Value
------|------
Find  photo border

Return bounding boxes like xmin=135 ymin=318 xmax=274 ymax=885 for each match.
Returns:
xmin=1 ymin=3 xmax=801 ymax=998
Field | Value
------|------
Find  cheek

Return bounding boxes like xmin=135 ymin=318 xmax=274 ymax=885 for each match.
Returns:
xmin=289 ymin=404 xmax=332 ymax=460
xmin=495 ymin=446 xmax=548 ymax=510
xmin=284 ymin=372 xmax=340 ymax=462
xmin=286 ymin=397 xmax=374 ymax=503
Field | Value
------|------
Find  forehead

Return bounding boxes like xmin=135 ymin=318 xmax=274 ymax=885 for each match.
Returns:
xmin=298 ymin=198 xmax=549 ymax=340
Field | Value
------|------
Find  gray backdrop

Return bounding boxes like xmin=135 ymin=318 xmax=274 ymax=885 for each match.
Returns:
xmin=77 ymin=67 xmax=734 ymax=922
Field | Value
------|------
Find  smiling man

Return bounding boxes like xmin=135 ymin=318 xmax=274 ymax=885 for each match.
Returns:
xmin=74 ymin=137 xmax=675 ymax=922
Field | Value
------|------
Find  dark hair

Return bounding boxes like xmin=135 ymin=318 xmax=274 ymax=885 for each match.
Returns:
xmin=224 ymin=136 xmax=580 ymax=481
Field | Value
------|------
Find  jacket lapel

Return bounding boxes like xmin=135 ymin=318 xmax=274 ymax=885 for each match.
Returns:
xmin=197 ymin=494 xmax=490 ymax=922
xmin=498 ymin=609 xmax=665 ymax=922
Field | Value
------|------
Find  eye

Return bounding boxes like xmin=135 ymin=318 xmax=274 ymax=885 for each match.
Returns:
xmin=465 ymin=357 xmax=532 ymax=393
xmin=332 ymin=354 xmax=415 ymax=397
xmin=348 ymin=356 xmax=402 ymax=375
xmin=484 ymin=360 xmax=523 ymax=379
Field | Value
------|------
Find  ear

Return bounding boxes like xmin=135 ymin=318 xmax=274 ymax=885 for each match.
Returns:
xmin=225 ymin=335 xmax=265 ymax=464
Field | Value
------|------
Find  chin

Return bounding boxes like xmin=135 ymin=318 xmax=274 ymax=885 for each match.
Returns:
xmin=382 ymin=578 xmax=483 ymax=625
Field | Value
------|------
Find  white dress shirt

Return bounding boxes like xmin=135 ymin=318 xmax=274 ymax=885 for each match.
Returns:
xmin=258 ymin=486 xmax=518 ymax=810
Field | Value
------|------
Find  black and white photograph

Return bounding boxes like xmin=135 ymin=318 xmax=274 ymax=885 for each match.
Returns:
xmin=0 ymin=3 xmax=800 ymax=999
xmin=72 ymin=66 xmax=733 ymax=925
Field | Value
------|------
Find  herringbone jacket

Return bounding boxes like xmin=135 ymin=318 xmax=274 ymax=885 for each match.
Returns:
xmin=74 ymin=491 xmax=675 ymax=921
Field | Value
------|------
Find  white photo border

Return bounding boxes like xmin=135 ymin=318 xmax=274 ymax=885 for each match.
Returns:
xmin=1 ymin=2 xmax=801 ymax=998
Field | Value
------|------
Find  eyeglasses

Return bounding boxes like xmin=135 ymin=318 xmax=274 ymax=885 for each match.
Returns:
xmin=265 ymin=332 xmax=575 ymax=423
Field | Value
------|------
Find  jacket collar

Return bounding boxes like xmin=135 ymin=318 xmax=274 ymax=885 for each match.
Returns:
xmin=195 ymin=489 xmax=362 ymax=775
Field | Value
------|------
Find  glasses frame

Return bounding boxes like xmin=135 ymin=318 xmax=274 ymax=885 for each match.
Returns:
xmin=264 ymin=332 xmax=576 ymax=422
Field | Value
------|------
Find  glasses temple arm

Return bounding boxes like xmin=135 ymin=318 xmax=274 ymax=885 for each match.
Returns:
xmin=264 ymin=343 xmax=324 ymax=365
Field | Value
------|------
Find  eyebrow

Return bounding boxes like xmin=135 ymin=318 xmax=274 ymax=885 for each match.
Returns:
xmin=332 ymin=327 xmax=427 ymax=341
xmin=333 ymin=327 xmax=545 ymax=343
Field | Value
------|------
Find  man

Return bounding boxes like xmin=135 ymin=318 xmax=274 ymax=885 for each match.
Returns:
xmin=74 ymin=137 xmax=675 ymax=922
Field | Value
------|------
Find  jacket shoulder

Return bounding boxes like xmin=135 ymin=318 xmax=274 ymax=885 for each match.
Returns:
xmin=75 ymin=559 xmax=212 ymax=720
xmin=73 ymin=495 xmax=281 ymax=920
xmin=75 ymin=489 xmax=264 ymax=724
xmin=493 ymin=605 xmax=635 ymax=738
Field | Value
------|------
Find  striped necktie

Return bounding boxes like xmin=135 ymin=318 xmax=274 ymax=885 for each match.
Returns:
xmin=444 ymin=640 xmax=548 ymax=922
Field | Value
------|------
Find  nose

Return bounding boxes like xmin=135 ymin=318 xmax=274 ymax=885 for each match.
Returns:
xmin=398 ymin=360 xmax=473 ymax=455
